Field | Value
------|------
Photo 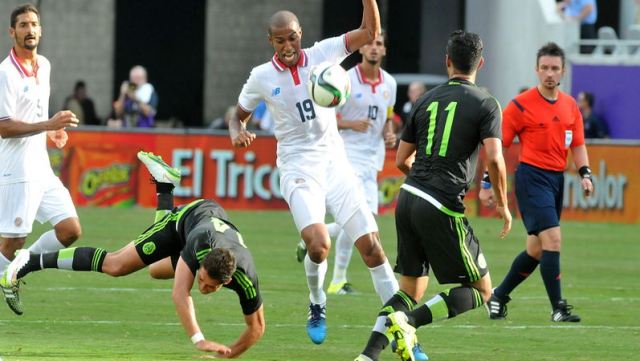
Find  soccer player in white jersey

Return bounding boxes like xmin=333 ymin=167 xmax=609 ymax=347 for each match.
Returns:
xmin=230 ymin=1 xmax=399 ymax=345
xmin=0 ymin=4 xmax=81 ymax=314
xmin=297 ymin=32 xmax=397 ymax=296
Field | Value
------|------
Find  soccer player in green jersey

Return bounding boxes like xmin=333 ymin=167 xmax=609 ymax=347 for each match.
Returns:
xmin=1 ymin=152 xmax=264 ymax=358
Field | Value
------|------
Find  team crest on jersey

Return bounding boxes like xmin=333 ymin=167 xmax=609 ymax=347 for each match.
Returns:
xmin=14 ymin=217 xmax=22 ymax=227
xmin=142 ymin=242 xmax=156 ymax=255
xmin=23 ymin=85 xmax=29 ymax=93
xmin=355 ymin=93 xmax=363 ymax=99
xmin=272 ymin=87 xmax=281 ymax=96
xmin=383 ymin=91 xmax=390 ymax=99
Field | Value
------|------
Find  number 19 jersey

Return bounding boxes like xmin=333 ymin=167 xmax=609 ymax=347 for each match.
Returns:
xmin=402 ymin=78 xmax=502 ymax=212
xmin=237 ymin=36 xmax=351 ymax=171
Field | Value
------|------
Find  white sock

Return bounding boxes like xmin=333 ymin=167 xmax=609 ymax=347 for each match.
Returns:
xmin=326 ymin=222 xmax=340 ymax=238
xmin=304 ymin=254 xmax=327 ymax=305
xmin=330 ymin=230 xmax=353 ymax=285
xmin=369 ymin=260 xmax=399 ymax=303
xmin=0 ymin=251 xmax=9 ymax=278
xmin=372 ymin=315 xmax=388 ymax=334
xmin=28 ymin=230 xmax=65 ymax=254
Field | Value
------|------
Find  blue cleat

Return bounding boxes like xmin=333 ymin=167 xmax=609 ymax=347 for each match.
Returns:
xmin=306 ymin=303 xmax=327 ymax=344
xmin=392 ymin=340 xmax=429 ymax=361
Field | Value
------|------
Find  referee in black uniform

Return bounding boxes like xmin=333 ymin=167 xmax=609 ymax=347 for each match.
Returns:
xmin=355 ymin=30 xmax=512 ymax=361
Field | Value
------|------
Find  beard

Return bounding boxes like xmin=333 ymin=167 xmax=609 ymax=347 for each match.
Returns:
xmin=366 ymin=57 xmax=378 ymax=66
xmin=18 ymin=35 xmax=38 ymax=50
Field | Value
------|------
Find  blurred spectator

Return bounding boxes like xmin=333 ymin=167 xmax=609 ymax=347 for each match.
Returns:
xmin=398 ymin=81 xmax=427 ymax=138
xmin=577 ymin=91 xmax=608 ymax=138
xmin=208 ymin=106 xmax=235 ymax=130
xmin=251 ymin=101 xmax=274 ymax=134
xmin=557 ymin=0 xmax=597 ymax=53
xmin=63 ymin=80 xmax=100 ymax=125
xmin=112 ymin=65 xmax=158 ymax=127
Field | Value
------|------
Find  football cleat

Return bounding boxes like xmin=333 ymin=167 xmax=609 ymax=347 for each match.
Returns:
xmin=486 ymin=293 xmax=510 ymax=320
xmin=306 ymin=303 xmax=327 ymax=344
xmin=392 ymin=340 xmax=429 ymax=361
xmin=551 ymin=299 xmax=581 ymax=322
xmin=296 ymin=239 xmax=307 ymax=263
xmin=137 ymin=151 xmax=181 ymax=186
xmin=327 ymin=281 xmax=356 ymax=295
xmin=1 ymin=249 xmax=30 ymax=315
xmin=386 ymin=311 xmax=417 ymax=361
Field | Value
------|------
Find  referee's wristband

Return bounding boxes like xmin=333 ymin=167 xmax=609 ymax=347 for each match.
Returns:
xmin=191 ymin=332 xmax=205 ymax=344
xmin=481 ymin=171 xmax=491 ymax=189
xmin=578 ymin=166 xmax=593 ymax=180
xmin=481 ymin=180 xmax=492 ymax=189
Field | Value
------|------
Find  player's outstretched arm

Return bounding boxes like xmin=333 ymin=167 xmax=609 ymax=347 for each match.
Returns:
xmin=483 ymin=137 xmax=512 ymax=238
xmin=344 ymin=0 xmax=381 ymax=53
xmin=229 ymin=105 xmax=256 ymax=148
xmin=172 ymin=258 xmax=231 ymax=357
xmin=222 ymin=305 xmax=265 ymax=359
xmin=0 ymin=110 xmax=78 ymax=138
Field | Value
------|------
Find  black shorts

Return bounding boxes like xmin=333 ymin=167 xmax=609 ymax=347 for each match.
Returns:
xmin=394 ymin=187 xmax=488 ymax=284
xmin=133 ymin=211 xmax=183 ymax=267
xmin=515 ymin=162 xmax=564 ymax=236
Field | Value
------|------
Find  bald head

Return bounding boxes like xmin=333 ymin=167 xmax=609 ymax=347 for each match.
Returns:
xmin=268 ymin=10 xmax=300 ymax=35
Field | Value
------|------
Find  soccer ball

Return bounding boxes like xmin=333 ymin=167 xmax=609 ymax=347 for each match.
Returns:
xmin=307 ymin=62 xmax=350 ymax=108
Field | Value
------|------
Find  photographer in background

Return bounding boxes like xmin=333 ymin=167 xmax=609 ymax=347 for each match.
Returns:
xmin=112 ymin=65 xmax=158 ymax=127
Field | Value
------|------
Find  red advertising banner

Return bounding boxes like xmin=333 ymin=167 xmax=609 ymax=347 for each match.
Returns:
xmin=379 ymin=143 xmax=640 ymax=224
xmin=51 ymin=129 xmax=287 ymax=210
xmin=51 ymin=130 xmax=639 ymax=223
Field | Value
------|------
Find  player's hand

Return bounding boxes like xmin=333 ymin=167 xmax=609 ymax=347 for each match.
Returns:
xmin=231 ymin=129 xmax=256 ymax=148
xmin=47 ymin=129 xmax=68 ymax=148
xmin=48 ymin=111 xmax=79 ymax=130
xmin=120 ymin=81 xmax=129 ymax=95
xmin=495 ymin=205 xmax=512 ymax=239
xmin=582 ymin=177 xmax=593 ymax=197
xmin=383 ymin=131 xmax=396 ymax=148
xmin=478 ymin=188 xmax=494 ymax=207
xmin=195 ymin=339 xmax=231 ymax=356
xmin=350 ymin=119 xmax=370 ymax=132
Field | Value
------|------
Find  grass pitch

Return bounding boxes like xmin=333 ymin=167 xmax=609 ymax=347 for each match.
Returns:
xmin=0 ymin=207 xmax=638 ymax=360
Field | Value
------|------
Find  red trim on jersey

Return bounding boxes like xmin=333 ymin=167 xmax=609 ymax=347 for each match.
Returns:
xmin=271 ymin=51 xmax=307 ymax=86
xmin=356 ymin=64 xmax=383 ymax=93
xmin=344 ymin=33 xmax=351 ymax=53
xmin=9 ymin=48 xmax=38 ymax=79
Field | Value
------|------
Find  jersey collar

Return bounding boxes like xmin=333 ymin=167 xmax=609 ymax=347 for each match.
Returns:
xmin=271 ymin=50 xmax=307 ymax=72
xmin=356 ymin=63 xmax=383 ymax=93
xmin=9 ymin=47 xmax=38 ymax=79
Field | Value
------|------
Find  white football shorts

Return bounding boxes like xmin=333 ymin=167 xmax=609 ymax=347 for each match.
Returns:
xmin=0 ymin=177 xmax=77 ymax=238
xmin=349 ymin=160 xmax=379 ymax=215
xmin=280 ymin=156 xmax=377 ymax=242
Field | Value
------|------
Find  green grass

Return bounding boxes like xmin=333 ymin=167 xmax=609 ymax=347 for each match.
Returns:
xmin=1 ymin=207 xmax=638 ymax=360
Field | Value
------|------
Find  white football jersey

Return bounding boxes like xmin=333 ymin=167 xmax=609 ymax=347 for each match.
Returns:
xmin=338 ymin=65 xmax=396 ymax=170
xmin=238 ymin=35 xmax=350 ymax=171
xmin=0 ymin=49 xmax=53 ymax=185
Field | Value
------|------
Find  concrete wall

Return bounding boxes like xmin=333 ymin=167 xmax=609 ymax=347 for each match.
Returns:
xmin=466 ymin=0 xmax=578 ymax=106
xmin=204 ymin=0 xmax=323 ymax=122
xmin=0 ymin=0 xmax=115 ymax=121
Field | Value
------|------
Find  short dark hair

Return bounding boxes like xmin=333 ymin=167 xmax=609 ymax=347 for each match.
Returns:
xmin=202 ymin=248 xmax=236 ymax=283
xmin=74 ymin=80 xmax=86 ymax=91
xmin=446 ymin=30 xmax=483 ymax=74
xmin=581 ymin=91 xmax=594 ymax=108
xmin=11 ymin=3 xmax=39 ymax=28
xmin=537 ymin=42 xmax=565 ymax=68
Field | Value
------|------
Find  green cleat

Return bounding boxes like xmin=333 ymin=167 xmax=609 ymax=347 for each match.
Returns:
xmin=295 ymin=239 xmax=307 ymax=263
xmin=327 ymin=281 xmax=355 ymax=295
xmin=137 ymin=151 xmax=181 ymax=186
xmin=387 ymin=311 xmax=417 ymax=361
xmin=1 ymin=249 xmax=30 ymax=315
